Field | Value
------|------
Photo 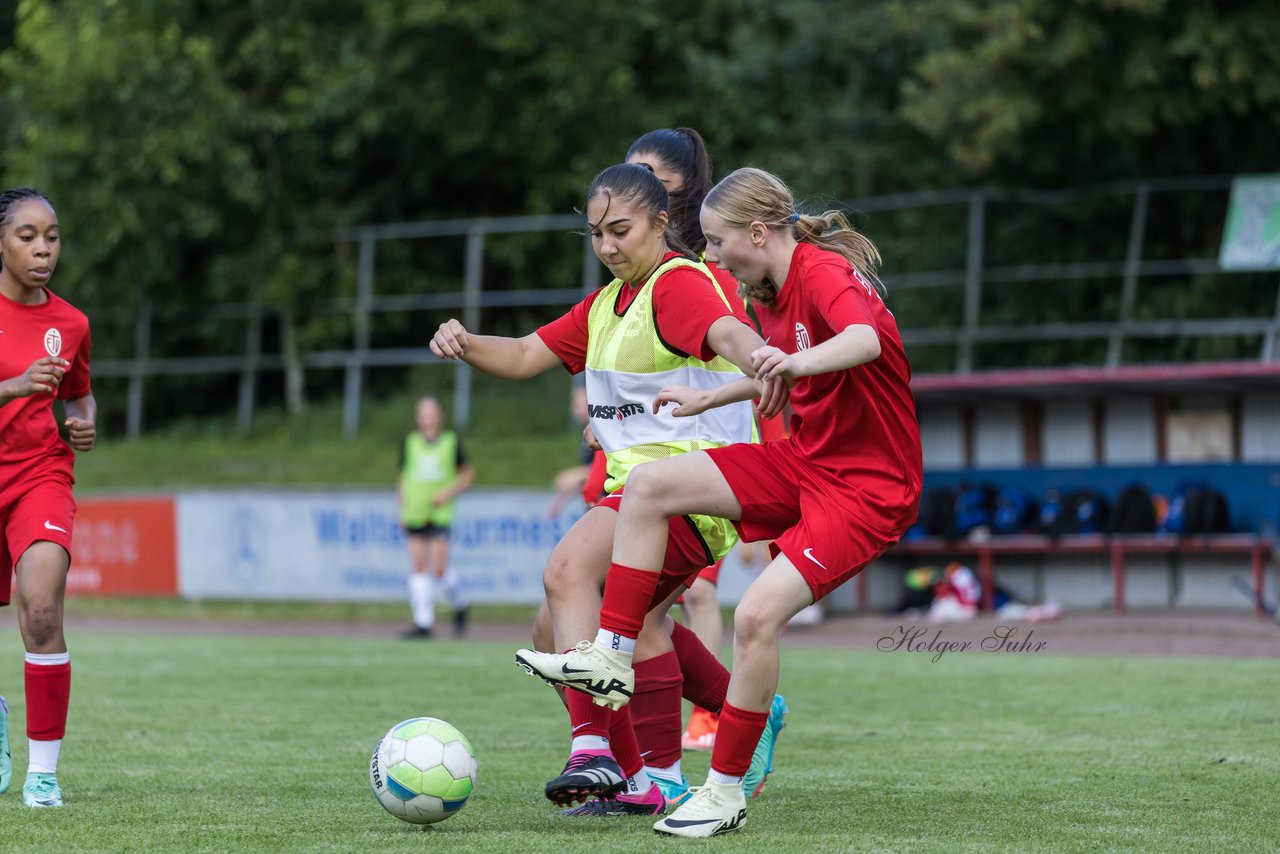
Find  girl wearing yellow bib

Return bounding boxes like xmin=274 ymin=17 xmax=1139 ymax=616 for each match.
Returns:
xmin=430 ymin=163 xmax=785 ymax=815
xmin=398 ymin=396 xmax=474 ymax=639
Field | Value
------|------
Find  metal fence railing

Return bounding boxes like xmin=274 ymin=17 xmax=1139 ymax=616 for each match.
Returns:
xmin=87 ymin=177 xmax=1280 ymax=438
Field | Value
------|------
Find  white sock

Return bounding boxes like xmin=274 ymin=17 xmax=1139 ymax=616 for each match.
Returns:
xmin=439 ymin=567 xmax=469 ymax=610
xmin=570 ymin=735 xmax=609 ymax=752
xmin=28 ymin=739 xmax=61 ymax=775
xmin=594 ymin=629 xmax=636 ymax=655
xmin=408 ymin=573 xmax=435 ymax=629
xmin=707 ymin=769 xmax=743 ymax=786
xmin=625 ymin=768 xmax=653 ymax=794
xmin=648 ymin=760 xmax=683 ymax=782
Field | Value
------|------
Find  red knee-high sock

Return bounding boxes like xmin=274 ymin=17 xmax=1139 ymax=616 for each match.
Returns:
xmin=670 ymin=621 xmax=729 ymax=713
xmin=606 ymin=704 xmax=644 ymax=779
xmin=710 ymin=701 xmax=769 ymax=778
xmin=629 ymin=652 xmax=683 ymax=768
xmin=599 ymin=564 xmax=662 ymax=639
xmin=25 ymin=658 xmax=71 ymax=740
xmin=565 ymin=683 xmax=612 ymax=740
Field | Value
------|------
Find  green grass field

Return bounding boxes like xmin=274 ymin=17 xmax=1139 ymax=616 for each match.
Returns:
xmin=0 ymin=626 xmax=1276 ymax=852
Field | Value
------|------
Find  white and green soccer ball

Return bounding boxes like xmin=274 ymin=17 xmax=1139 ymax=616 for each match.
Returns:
xmin=369 ymin=717 xmax=478 ymax=825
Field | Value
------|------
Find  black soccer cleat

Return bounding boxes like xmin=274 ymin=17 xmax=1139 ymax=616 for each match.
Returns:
xmin=544 ymin=752 xmax=626 ymax=806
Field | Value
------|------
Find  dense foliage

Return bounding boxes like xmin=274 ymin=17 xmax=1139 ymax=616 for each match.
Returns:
xmin=2 ymin=1 xmax=1276 ymax=429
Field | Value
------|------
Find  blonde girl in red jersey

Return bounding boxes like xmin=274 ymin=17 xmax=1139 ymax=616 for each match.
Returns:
xmin=516 ymin=167 xmax=923 ymax=837
xmin=0 ymin=188 xmax=96 ymax=809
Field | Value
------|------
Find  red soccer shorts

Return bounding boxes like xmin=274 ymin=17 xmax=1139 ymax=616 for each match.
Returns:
xmin=706 ymin=440 xmax=903 ymax=602
xmin=0 ymin=474 xmax=76 ymax=606
xmin=596 ymin=490 xmax=712 ymax=604
xmin=758 ymin=411 xmax=789 ymax=443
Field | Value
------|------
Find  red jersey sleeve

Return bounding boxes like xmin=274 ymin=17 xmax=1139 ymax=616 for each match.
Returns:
xmin=807 ymin=260 xmax=878 ymax=333
xmin=535 ymin=291 xmax=599 ymax=374
xmin=652 ymin=266 xmax=738 ymax=361
xmin=58 ymin=325 xmax=92 ymax=400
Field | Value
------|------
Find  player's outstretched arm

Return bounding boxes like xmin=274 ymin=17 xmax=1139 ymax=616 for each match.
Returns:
xmin=653 ymin=376 xmax=786 ymax=419
xmin=430 ymin=319 xmax=561 ymax=379
xmin=752 ymin=324 xmax=880 ymax=383
xmin=700 ymin=316 xmax=788 ymax=418
xmin=64 ymin=392 xmax=97 ymax=452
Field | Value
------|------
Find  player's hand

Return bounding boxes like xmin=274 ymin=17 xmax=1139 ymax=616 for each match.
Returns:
xmin=65 ymin=417 xmax=95 ymax=452
xmin=8 ymin=357 xmax=69 ymax=397
xmin=751 ymin=345 xmax=801 ymax=384
xmin=583 ymin=424 xmax=601 ymax=451
xmin=652 ymin=386 xmax=712 ymax=417
xmin=430 ymin=319 xmax=470 ymax=360
xmin=756 ymin=375 xmax=788 ymax=420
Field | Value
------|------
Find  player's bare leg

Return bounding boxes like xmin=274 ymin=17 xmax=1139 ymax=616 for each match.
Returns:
xmin=15 ymin=541 xmax=70 ymax=808
xmin=517 ymin=453 xmax=739 ymax=707
xmin=655 ymin=557 xmax=806 ymax=837
xmin=541 ymin=505 xmax=617 ymax=652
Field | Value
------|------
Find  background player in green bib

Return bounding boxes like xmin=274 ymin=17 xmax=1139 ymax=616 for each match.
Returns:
xmin=398 ymin=395 xmax=475 ymax=638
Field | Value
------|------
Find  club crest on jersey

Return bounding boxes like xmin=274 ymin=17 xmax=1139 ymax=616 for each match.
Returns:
xmin=44 ymin=328 xmax=62 ymax=357
xmin=794 ymin=323 xmax=812 ymax=351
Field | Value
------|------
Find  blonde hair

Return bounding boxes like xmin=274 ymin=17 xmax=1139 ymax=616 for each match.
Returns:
xmin=703 ymin=167 xmax=883 ymax=305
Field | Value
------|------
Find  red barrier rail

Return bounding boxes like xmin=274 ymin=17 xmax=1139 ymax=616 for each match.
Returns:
xmin=882 ymin=533 xmax=1272 ymax=616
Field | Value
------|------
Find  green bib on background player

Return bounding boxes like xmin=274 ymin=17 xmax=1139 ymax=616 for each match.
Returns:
xmin=400 ymin=430 xmax=459 ymax=528
xmin=584 ymin=255 xmax=754 ymax=563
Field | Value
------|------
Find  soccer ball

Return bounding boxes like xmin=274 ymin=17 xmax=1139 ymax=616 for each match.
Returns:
xmin=369 ymin=717 xmax=478 ymax=825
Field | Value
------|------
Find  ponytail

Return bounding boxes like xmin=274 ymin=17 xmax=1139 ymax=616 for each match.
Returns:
xmin=626 ymin=128 xmax=713 ymax=254
xmin=793 ymin=210 xmax=883 ymax=297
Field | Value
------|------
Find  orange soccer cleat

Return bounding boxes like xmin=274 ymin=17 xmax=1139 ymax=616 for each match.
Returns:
xmin=681 ymin=707 xmax=720 ymax=751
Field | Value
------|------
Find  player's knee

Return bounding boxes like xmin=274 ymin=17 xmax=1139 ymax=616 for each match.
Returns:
xmin=623 ymin=463 xmax=670 ymax=508
xmin=542 ymin=549 xmax=589 ymax=600
xmin=20 ymin=601 xmax=62 ymax=648
xmin=683 ymin=582 xmax=713 ymax=609
xmin=733 ymin=594 xmax=788 ymax=646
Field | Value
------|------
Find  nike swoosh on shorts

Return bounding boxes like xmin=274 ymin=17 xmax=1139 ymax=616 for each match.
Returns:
xmin=802 ymin=547 xmax=827 ymax=569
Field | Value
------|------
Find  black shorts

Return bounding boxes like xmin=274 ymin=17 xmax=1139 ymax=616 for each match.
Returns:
xmin=404 ymin=523 xmax=450 ymax=539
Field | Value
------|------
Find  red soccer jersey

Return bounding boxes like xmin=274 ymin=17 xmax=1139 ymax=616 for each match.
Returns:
xmin=0 ymin=288 xmax=92 ymax=478
xmin=537 ymin=252 xmax=749 ymax=372
xmin=757 ymin=242 xmax=922 ymax=526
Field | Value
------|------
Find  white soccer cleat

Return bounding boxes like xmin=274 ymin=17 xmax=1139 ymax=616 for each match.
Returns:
xmin=652 ymin=780 xmax=747 ymax=837
xmin=515 ymin=641 xmax=635 ymax=710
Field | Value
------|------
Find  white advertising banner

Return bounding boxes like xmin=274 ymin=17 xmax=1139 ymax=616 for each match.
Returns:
xmin=176 ymin=488 xmax=583 ymax=603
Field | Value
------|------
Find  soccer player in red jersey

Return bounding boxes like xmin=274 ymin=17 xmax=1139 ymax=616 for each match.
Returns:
xmin=0 ymin=188 xmax=96 ymax=809
xmin=516 ymin=167 xmax=923 ymax=837
xmin=433 ymin=163 xmax=785 ymax=817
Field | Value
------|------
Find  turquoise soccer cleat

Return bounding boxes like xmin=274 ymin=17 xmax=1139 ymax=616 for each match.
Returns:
xmin=742 ymin=693 xmax=788 ymax=799
xmin=650 ymin=770 xmax=691 ymax=808
xmin=23 ymin=773 xmax=63 ymax=808
xmin=0 ymin=696 xmax=10 ymax=794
